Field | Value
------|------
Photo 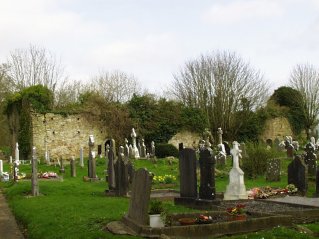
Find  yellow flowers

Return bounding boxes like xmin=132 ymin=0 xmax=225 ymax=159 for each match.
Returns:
xmin=153 ymin=174 xmax=176 ymax=184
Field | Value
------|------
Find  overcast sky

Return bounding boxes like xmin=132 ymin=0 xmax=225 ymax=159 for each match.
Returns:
xmin=1 ymin=0 xmax=319 ymax=95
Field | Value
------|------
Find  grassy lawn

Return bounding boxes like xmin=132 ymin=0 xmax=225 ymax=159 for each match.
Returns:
xmin=0 ymin=156 xmax=318 ymax=239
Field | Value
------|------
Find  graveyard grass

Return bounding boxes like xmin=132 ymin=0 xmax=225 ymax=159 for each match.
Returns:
xmin=0 ymin=157 xmax=318 ymax=239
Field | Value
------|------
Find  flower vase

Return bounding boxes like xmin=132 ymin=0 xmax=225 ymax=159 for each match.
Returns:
xmin=149 ymin=214 xmax=164 ymax=228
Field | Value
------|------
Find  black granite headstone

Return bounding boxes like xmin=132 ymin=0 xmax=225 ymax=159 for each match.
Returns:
xmin=288 ymin=155 xmax=308 ymax=196
xmin=199 ymin=148 xmax=215 ymax=200
xmin=179 ymin=148 xmax=197 ymax=199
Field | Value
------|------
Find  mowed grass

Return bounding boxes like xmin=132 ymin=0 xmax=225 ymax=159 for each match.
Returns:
xmin=0 ymin=156 xmax=318 ymax=239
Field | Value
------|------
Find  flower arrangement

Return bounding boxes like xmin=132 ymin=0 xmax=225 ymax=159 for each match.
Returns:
xmin=149 ymin=200 xmax=165 ymax=215
xmin=226 ymin=204 xmax=246 ymax=215
xmin=153 ymin=174 xmax=176 ymax=184
xmin=286 ymin=184 xmax=298 ymax=193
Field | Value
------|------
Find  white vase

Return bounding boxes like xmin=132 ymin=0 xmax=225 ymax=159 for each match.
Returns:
xmin=149 ymin=214 xmax=164 ymax=228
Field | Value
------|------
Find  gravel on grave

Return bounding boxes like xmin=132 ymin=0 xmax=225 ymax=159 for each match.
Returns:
xmin=219 ymin=200 xmax=314 ymax=213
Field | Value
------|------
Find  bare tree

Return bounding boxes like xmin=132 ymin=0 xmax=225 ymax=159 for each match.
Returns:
xmin=6 ymin=44 xmax=65 ymax=93
xmin=54 ymin=79 xmax=85 ymax=108
xmin=90 ymin=70 xmax=141 ymax=103
xmin=0 ymin=64 xmax=14 ymax=102
xmin=171 ymin=51 xmax=269 ymax=138
xmin=289 ymin=63 xmax=319 ymax=138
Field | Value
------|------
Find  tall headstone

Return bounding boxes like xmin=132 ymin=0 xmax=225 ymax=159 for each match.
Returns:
xmin=150 ymin=141 xmax=156 ymax=158
xmin=70 ymin=156 xmax=76 ymax=177
xmin=79 ymin=147 xmax=84 ymax=168
xmin=224 ymin=141 xmax=248 ymax=200
xmin=266 ymin=158 xmax=281 ymax=182
xmin=127 ymin=168 xmax=153 ymax=226
xmin=114 ymin=146 xmax=129 ymax=196
xmin=31 ymin=147 xmax=39 ymax=196
xmin=88 ymin=135 xmax=97 ymax=179
xmin=131 ymin=128 xmax=140 ymax=159
xmin=0 ymin=160 xmax=3 ymax=175
xmin=199 ymin=145 xmax=215 ymax=200
xmin=304 ymin=142 xmax=317 ymax=177
xmin=140 ymin=138 xmax=146 ymax=158
xmin=107 ymin=139 xmax=116 ymax=190
xmin=15 ymin=142 xmax=19 ymax=164
xmin=288 ymin=155 xmax=308 ymax=196
xmin=179 ymin=148 xmax=197 ymax=199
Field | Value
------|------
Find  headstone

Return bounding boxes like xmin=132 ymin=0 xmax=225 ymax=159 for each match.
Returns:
xmin=288 ymin=155 xmax=308 ymax=196
xmin=140 ymin=138 xmax=146 ymax=158
xmin=287 ymin=144 xmax=294 ymax=158
xmin=105 ymin=144 xmax=110 ymax=169
xmin=88 ymin=135 xmax=97 ymax=179
xmin=31 ymin=147 xmax=39 ymax=196
xmin=13 ymin=157 xmax=20 ymax=181
xmin=224 ymin=141 xmax=248 ymax=200
xmin=179 ymin=148 xmax=197 ymax=199
xmin=128 ymin=145 xmax=133 ymax=158
xmin=127 ymin=160 xmax=135 ymax=184
xmin=137 ymin=140 xmax=142 ymax=157
xmin=127 ymin=168 xmax=153 ymax=226
xmin=107 ymin=139 xmax=116 ymax=190
xmin=79 ymin=147 xmax=84 ymax=168
xmin=0 ymin=160 xmax=3 ymax=175
xmin=70 ymin=156 xmax=76 ymax=177
xmin=217 ymin=128 xmax=223 ymax=145
xmin=130 ymin=128 xmax=140 ymax=159
xmin=114 ymin=146 xmax=129 ymax=196
xmin=266 ymin=158 xmax=281 ymax=182
xmin=9 ymin=156 xmax=12 ymax=164
xmin=199 ymin=145 xmax=215 ymax=200
xmin=150 ymin=141 xmax=156 ymax=158
xmin=15 ymin=142 xmax=19 ymax=163
xmin=304 ymin=142 xmax=317 ymax=177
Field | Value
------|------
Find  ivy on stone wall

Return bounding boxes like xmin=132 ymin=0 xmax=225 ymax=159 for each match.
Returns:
xmin=4 ymin=85 xmax=53 ymax=160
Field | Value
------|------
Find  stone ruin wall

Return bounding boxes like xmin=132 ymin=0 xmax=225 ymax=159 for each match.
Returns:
xmin=32 ymin=113 xmax=107 ymax=161
xmin=168 ymin=131 xmax=201 ymax=149
xmin=260 ymin=117 xmax=293 ymax=142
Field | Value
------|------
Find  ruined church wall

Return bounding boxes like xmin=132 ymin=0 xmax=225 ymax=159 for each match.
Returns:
xmin=32 ymin=113 xmax=107 ymax=160
xmin=260 ymin=117 xmax=293 ymax=142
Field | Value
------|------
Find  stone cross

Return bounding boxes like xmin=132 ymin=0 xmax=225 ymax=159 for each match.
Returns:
xmin=70 ymin=156 xmax=76 ymax=177
xmin=224 ymin=141 xmax=248 ymax=200
xmin=31 ymin=147 xmax=39 ymax=196
xmin=79 ymin=147 xmax=84 ymax=168
xmin=130 ymin=128 xmax=140 ymax=159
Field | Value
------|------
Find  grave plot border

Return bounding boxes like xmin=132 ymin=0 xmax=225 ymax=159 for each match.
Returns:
xmin=121 ymin=211 xmax=292 ymax=238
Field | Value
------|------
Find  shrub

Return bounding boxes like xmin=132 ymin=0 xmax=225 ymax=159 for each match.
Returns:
xmin=242 ymin=142 xmax=277 ymax=179
xmin=155 ymin=144 xmax=178 ymax=158
xmin=149 ymin=200 xmax=164 ymax=214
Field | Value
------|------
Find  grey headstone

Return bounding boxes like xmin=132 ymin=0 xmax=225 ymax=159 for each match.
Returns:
xmin=288 ymin=155 xmax=308 ymax=196
xmin=199 ymin=147 xmax=215 ymax=200
xmin=107 ymin=139 xmax=116 ymax=190
xmin=266 ymin=158 xmax=281 ymax=182
xmin=150 ymin=141 xmax=156 ymax=158
xmin=304 ymin=142 xmax=317 ymax=177
xmin=140 ymin=139 xmax=146 ymax=158
xmin=179 ymin=148 xmax=197 ymax=199
xmin=31 ymin=147 xmax=39 ymax=196
xmin=127 ymin=168 xmax=153 ymax=225
xmin=70 ymin=157 xmax=76 ymax=177
xmin=114 ymin=146 xmax=129 ymax=196
xmin=79 ymin=147 xmax=84 ymax=168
